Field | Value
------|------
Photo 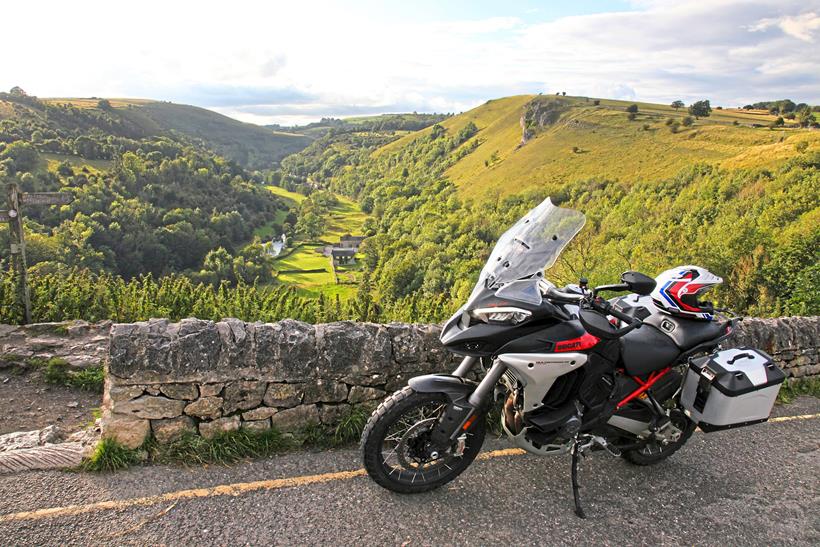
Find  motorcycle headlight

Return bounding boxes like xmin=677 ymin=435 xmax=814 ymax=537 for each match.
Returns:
xmin=470 ymin=307 xmax=532 ymax=324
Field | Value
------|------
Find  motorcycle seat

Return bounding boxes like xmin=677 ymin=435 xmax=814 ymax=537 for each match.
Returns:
xmin=643 ymin=313 xmax=727 ymax=351
xmin=619 ymin=324 xmax=681 ymax=376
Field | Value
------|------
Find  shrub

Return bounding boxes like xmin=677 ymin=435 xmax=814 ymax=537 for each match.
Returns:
xmin=626 ymin=104 xmax=639 ymax=113
xmin=627 ymin=112 xmax=637 ymax=121
xmin=665 ymin=117 xmax=675 ymax=126
xmin=670 ymin=121 xmax=681 ymax=133
xmin=795 ymin=141 xmax=809 ymax=153
xmin=642 ymin=124 xmax=650 ymax=131
xmin=682 ymin=116 xmax=694 ymax=127
xmin=593 ymin=99 xmax=600 ymax=106
xmin=572 ymin=146 xmax=579 ymax=153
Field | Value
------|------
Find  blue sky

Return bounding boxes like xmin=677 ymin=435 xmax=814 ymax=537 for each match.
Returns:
xmin=3 ymin=1 xmax=819 ymax=125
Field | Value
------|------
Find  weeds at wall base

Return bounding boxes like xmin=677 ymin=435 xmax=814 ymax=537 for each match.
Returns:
xmin=81 ymin=408 xmax=375 ymax=472
xmin=777 ymin=377 xmax=820 ymax=404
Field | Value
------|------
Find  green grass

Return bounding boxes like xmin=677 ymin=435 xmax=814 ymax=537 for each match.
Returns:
xmin=265 ymin=184 xmax=307 ymax=205
xmin=382 ymin=95 xmax=820 ymax=201
xmin=300 ymin=406 xmax=372 ymax=449
xmin=148 ymin=428 xmax=292 ymax=466
xmin=275 ymin=244 xmax=334 ymax=286
xmin=777 ymin=377 xmax=820 ymax=404
xmin=34 ymin=357 xmax=105 ymax=392
xmin=41 ymin=152 xmax=113 ymax=174
xmin=81 ymin=438 xmax=142 ymax=472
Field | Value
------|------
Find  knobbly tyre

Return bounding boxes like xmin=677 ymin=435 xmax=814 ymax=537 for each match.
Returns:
xmin=360 ymin=198 xmax=785 ymax=517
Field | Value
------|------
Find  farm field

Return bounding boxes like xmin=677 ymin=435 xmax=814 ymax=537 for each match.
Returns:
xmin=266 ymin=186 xmax=368 ymax=299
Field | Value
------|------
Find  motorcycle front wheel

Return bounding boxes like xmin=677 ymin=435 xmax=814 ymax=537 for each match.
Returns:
xmin=361 ymin=386 xmax=486 ymax=493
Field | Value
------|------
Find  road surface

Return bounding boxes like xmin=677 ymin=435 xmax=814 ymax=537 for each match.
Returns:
xmin=1 ymin=397 xmax=818 ymax=546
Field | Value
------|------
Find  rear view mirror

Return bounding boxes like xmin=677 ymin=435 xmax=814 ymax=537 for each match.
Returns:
xmin=621 ymin=271 xmax=656 ymax=295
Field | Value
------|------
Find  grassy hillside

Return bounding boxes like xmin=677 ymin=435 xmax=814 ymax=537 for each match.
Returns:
xmin=293 ymin=93 xmax=820 ymax=319
xmin=30 ymin=97 xmax=312 ymax=169
xmin=380 ymin=95 xmax=819 ymax=200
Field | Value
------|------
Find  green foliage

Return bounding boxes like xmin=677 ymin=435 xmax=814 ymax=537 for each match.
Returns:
xmin=682 ymin=116 xmax=694 ymax=127
xmin=626 ymin=104 xmax=639 ymax=113
xmin=777 ymin=377 xmax=820 ymax=404
xmin=0 ymin=92 xmax=292 ymax=283
xmin=671 ymin=100 xmax=685 ymax=110
xmin=81 ymin=437 xmax=142 ymax=472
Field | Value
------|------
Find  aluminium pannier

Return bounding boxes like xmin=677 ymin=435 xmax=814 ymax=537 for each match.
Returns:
xmin=681 ymin=347 xmax=785 ymax=432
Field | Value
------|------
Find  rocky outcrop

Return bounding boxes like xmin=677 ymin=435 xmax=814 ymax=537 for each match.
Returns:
xmin=520 ymin=97 xmax=570 ymax=144
xmin=101 ymin=316 xmax=819 ymax=447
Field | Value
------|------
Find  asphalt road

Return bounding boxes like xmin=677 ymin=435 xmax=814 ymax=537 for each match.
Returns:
xmin=1 ymin=397 xmax=818 ymax=546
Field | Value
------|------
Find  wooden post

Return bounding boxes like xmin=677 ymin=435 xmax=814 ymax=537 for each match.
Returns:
xmin=6 ymin=181 xmax=32 ymax=324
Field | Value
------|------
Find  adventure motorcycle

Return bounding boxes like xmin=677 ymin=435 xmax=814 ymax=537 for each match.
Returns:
xmin=361 ymin=198 xmax=785 ymax=517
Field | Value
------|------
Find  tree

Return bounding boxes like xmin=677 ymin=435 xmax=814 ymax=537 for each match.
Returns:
xmin=688 ymin=100 xmax=712 ymax=119
xmin=796 ymin=108 xmax=814 ymax=127
xmin=97 ymin=99 xmax=112 ymax=110
xmin=626 ymin=104 xmax=639 ymax=113
xmin=671 ymin=100 xmax=684 ymax=110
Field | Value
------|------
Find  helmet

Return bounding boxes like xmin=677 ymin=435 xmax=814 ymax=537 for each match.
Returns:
xmin=651 ymin=266 xmax=722 ymax=319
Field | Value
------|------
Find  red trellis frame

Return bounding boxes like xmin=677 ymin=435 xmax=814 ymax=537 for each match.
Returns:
xmin=616 ymin=366 xmax=671 ymax=409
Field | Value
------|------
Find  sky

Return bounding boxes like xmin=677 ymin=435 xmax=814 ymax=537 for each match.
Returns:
xmin=3 ymin=0 xmax=820 ymax=126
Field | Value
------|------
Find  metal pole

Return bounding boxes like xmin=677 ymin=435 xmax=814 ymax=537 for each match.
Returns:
xmin=6 ymin=182 xmax=31 ymax=324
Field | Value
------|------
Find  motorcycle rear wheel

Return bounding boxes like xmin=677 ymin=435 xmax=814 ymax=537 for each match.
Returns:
xmin=621 ymin=409 xmax=696 ymax=465
xmin=361 ymin=386 xmax=486 ymax=493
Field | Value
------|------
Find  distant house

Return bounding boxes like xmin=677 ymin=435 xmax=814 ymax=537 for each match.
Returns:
xmin=331 ymin=248 xmax=356 ymax=265
xmin=338 ymin=234 xmax=366 ymax=249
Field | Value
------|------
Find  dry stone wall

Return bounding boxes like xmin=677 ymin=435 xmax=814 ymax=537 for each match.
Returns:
xmin=0 ymin=320 xmax=110 ymax=369
xmin=102 ymin=319 xmax=457 ymax=447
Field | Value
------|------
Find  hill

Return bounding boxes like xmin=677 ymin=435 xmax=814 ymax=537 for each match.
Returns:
xmin=379 ymin=95 xmax=819 ymax=200
xmin=2 ymin=91 xmax=311 ymax=169
xmin=281 ymin=94 xmax=820 ymax=320
xmin=0 ymin=89 xmax=290 ymax=283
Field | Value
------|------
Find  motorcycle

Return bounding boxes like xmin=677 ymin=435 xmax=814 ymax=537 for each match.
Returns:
xmin=361 ymin=198 xmax=785 ymax=517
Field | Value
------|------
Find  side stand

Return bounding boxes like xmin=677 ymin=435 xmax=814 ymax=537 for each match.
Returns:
xmin=570 ymin=440 xmax=586 ymax=519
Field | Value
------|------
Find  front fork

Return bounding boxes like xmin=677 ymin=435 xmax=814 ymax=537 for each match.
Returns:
xmin=426 ymin=356 xmax=507 ymax=448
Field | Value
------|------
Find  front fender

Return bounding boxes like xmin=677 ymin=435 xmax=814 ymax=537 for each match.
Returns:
xmin=408 ymin=374 xmax=479 ymax=448
xmin=408 ymin=374 xmax=476 ymax=406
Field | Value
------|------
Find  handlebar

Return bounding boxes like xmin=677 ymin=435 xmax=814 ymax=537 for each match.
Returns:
xmin=590 ymin=297 xmax=644 ymax=336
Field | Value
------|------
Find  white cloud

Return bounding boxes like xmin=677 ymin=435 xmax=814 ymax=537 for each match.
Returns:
xmin=1 ymin=0 xmax=818 ymax=125
xmin=749 ymin=12 xmax=820 ymax=42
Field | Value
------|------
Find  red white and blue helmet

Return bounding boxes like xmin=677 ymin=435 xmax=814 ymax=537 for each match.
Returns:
xmin=651 ymin=266 xmax=722 ymax=319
